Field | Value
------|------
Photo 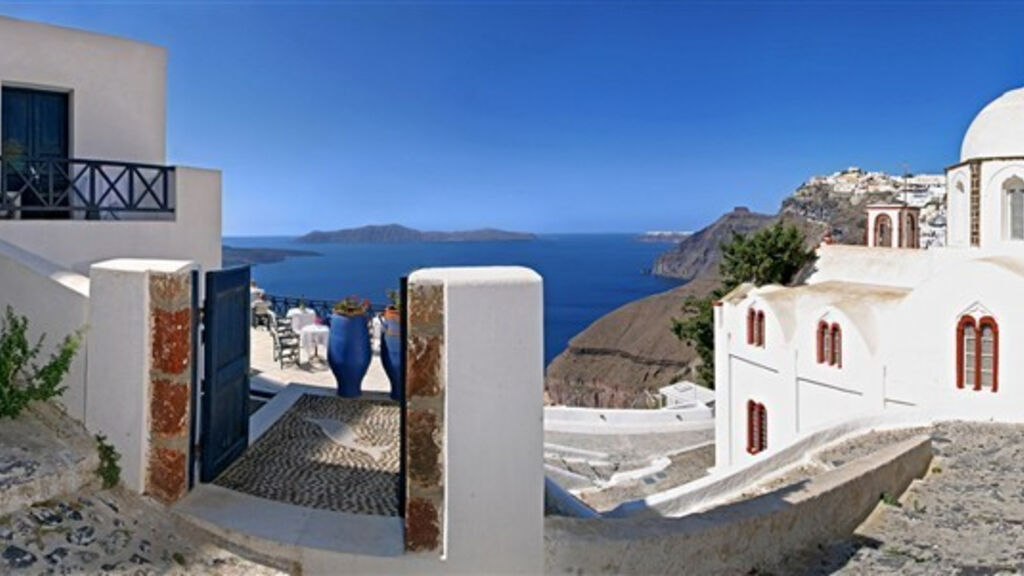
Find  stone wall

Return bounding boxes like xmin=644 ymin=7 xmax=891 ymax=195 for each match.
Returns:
xmin=146 ymin=270 xmax=194 ymax=504
xmin=404 ymin=278 xmax=446 ymax=553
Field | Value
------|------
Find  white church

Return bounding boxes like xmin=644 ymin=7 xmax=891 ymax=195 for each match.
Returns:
xmin=713 ymin=86 xmax=1024 ymax=470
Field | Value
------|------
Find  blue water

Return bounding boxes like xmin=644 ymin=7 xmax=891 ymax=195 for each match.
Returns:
xmin=223 ymin=235 xmax=680 ymax=365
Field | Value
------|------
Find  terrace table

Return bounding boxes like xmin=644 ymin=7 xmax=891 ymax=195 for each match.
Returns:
xmin=300 ymin=324 xmax=330 ymax=359
xmin=287 ymin=308 xmax=317 ymax=332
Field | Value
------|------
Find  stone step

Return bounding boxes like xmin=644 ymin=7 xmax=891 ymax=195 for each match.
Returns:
xmin=0 ymin=402 xmax=100 ymax=516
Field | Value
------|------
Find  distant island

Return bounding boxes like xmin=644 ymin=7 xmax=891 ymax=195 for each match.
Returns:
xmin=636 ymin=230 xmax=692 ymax=243
xmin=222 ymin=245 xmax=322 ymax=267
xmin=296 ymin=224 xmax=537 ymax=244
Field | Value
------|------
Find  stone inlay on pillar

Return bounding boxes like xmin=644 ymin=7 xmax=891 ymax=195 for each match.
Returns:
xmin=146 ymin=271 xmax=193 ymax=504
xmin=404 ymin=279 xmax=445 ymax=554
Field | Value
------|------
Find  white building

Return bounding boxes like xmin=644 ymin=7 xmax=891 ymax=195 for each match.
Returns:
xmin=714 ymin=86 xmax=1024 ymax=471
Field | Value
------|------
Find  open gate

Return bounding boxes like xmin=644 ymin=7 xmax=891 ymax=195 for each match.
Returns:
xmin=198 ymin=266 xmax=252 ymax=483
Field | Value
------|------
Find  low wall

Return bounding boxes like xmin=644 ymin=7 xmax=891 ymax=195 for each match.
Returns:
xmin=544 ymin=405 xmax=713 ymax=435
xmin=0 ymin=239 xmax=90 ymax=421
xmin=607 ymin=410 xmax=933 ymax=518
xmin=0 ymin=166 xmax=221 ymax=275
xmin=546 ymin=435 xmax=933 ymax=574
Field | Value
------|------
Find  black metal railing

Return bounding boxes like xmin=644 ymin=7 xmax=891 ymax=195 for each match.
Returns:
xmin=0 ymin=156 xmax=174 ymax=219
xmin=261 ymin=294 xmax=389 ymax=320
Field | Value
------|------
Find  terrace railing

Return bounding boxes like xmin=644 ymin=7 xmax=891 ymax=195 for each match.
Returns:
xmin=0 ymin=156 xmax=174 ymax=219
xmin=262 ymin=294 xmax=389 ymax=321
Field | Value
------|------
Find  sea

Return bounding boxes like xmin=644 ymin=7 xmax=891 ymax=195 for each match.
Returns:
xmin=223 ymin=234 xmax=681 ymax=365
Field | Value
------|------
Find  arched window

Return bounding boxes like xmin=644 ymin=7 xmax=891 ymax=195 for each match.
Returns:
xmin=906 ymin=215 xmax=918 ymax=248
xmin=957 ymin=315 xmax=998 ymax=392
xmin=979 ymin=316 xmax=998 ymax=391
xmin=746 ymin=400 xmax=767 ymax=454
xmin=875 ymin=214 xmax=893 ymax=247
xmin=747 ymin=308 xmax=756 ymax=345
xmin=817 ymin=321 xmax=830 ymax=364
xmin=830 ymin=323 xmax=842 ymax=368
xmin=1005 ymin=177 xmax=1024 ymax=240
xmin=756 ymin=311 xmax=765 ymax=347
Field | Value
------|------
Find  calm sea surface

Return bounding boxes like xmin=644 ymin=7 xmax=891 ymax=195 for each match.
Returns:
xmin=223 ymin=235 xmax=681 ymax=365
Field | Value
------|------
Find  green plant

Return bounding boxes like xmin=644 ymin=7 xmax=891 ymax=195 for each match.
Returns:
xmin=671 ymin=293 xmax=719 ymax=388
xmin=333 ymin=296 xmax=369 ymax=317
xmin=880 ymin=492 xmax=901 ymax=507
xmin=95 ymin=434 xmax=121 ymax=489
xmin=0 ymin=306 xmax=81 ymax=419
xmin=671 ymin=223 xmax=816 ymax=388
xmin=719 ymin=222 xmax=817 ymax=292
xmin=386 ymin=288 xmax=401 ymax=311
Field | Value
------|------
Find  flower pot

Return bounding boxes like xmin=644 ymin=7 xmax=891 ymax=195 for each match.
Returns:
xmin=326 ymin=313 xmax=371 ymax=398
xmin=380 ymin=307 xmax=403 ymax=401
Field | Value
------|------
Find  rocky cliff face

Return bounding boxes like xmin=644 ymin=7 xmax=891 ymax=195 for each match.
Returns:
xmin=652 ymin=208 xmax=776 ymax=280
xmin=545 ymin=275 xmax=720 ymax=408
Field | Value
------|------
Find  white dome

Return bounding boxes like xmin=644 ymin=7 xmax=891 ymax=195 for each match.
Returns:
xmin=961 ymin=87 xmax=1024 ymax=162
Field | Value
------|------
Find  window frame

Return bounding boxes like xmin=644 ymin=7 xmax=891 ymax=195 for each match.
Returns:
xmin=830 ymin=323 xmax=842 ymax=368
xmin=746 ymin=400 xmax=767 ymax=454
xmin=957 ymin=314 xmax=998 ymax=392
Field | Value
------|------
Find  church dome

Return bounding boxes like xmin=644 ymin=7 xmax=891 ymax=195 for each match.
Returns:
xmin=961 ymin=87 xmax=1024 ymax=162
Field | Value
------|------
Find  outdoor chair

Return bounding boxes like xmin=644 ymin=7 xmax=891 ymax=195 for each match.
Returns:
xmin=271 ymin=317 xmax=300 ymax=368
xmin=252 ymin=300 xmax=272 ymax=330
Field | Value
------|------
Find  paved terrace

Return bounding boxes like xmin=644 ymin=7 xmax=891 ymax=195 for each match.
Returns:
xmin=250 ymin=327 xmax=392 ymax=396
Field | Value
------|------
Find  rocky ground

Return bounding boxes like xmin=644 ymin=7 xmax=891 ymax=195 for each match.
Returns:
xmin=0 ymin=488 xmax=285 ymax=575
xmin=776 ymin=421 xmax=1024 ymax=575
xmin=0 ymin=403 xmax=285 ymax=575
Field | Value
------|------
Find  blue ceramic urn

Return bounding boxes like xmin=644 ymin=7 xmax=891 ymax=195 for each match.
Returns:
xmin=326 ymin=313 xmax=371 ymax=398
xmin=379 ymin=311 xmax=403 ymax=401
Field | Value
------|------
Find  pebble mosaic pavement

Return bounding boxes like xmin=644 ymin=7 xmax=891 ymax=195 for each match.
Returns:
xmin=213 ymin=394 xmax=401 ymax=516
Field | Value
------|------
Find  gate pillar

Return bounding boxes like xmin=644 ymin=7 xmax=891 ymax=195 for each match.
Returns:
xmin=86 ymin=259 xmax=196 ymax=504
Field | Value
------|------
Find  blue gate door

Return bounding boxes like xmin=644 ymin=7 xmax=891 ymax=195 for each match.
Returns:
xmin=200 ymin=266 xmax=251 ymax=482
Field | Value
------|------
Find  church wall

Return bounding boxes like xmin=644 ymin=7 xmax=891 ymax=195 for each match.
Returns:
xmin=946 ymin=166 xmax=970 ymax=248
xmin=884 ymin=260 xmax=1024 ymax=412
xmin=980 ymin=160 xmax=1024 ymax=248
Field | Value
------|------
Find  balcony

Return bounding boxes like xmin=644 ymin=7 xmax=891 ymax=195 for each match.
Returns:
xmin=0 ymin=156 xmax=174 ymax=220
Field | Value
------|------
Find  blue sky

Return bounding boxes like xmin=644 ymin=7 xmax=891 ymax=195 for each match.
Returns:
xmin=3 ymin=2 xmax=1023 ymax=235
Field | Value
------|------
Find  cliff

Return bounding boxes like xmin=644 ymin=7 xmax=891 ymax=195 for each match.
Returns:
xmin=652 ymin=208 xmax=776 ymax=280
xmin=297 ymin=224 xmax=536 ymax=243
xmin=545 ymin=274 xmax=720 ymax=407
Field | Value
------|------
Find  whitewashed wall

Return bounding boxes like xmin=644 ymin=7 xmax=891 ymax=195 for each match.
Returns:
xmin=0 ymin=167 xmax=222 ymax=274
xmin=0 ymin=16 xmax=166 ymax=164
xmin=0 ymin=238 xmax=89 ymax=420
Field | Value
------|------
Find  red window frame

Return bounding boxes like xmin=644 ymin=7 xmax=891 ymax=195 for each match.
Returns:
xmin=747 ymin=400 xmax=767 ymax=454
xmin=756 ymin=311 xmax=765 ymax=347
xmin=816 ymin=321 xmax=829 ymax=364
xmin=747 ymin=308 xmax=756 ymax=345
xmin=830 ymin=323 xmax=842 ymax=368
xmin=957 ymin=315 xmax=998 ymax=392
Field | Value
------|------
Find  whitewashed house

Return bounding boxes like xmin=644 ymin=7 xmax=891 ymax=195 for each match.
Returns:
xmin=714 ymin=85 xmax=1024 ymax=471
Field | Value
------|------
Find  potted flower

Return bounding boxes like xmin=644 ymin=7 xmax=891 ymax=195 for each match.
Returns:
xmin=326 ymin=296 xmax=371 ymax=398
xmin=380 ymin=289 xmax=403 ymax=401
